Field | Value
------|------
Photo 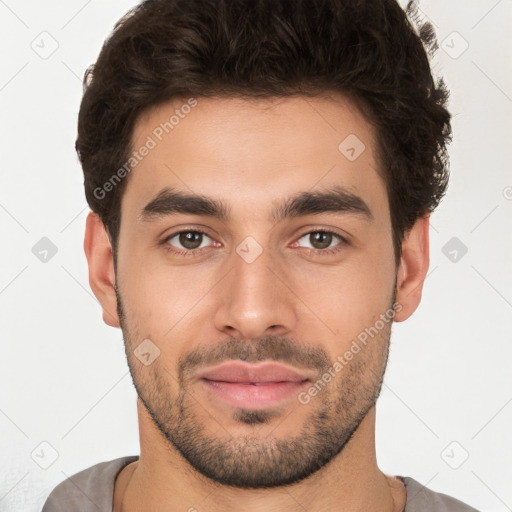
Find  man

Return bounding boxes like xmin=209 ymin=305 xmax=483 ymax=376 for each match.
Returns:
xmin=42 ymin=0 xmax=479 ymax=510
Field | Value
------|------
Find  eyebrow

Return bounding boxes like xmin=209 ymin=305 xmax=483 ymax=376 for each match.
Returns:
xmin=139 ymin=185 xmax=373 ymax=224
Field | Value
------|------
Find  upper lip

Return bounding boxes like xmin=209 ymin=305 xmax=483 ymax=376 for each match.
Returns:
xmin=197 ymin=361 xmax=314 ymax=383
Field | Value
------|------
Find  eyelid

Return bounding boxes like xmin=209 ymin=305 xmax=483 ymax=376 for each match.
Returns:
xmin=161 ymin=228 xmax=216 ymax=252
xmin=292 ymin=228 xmax=348 ymax=254
xmin=161 ymin=226 xmax=349 ymax=257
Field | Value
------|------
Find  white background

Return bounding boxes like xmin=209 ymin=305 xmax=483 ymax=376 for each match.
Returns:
xmin=1 ymin=1 xmax=511 ymax=511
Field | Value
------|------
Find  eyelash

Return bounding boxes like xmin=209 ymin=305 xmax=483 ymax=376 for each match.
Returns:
xmin=160 ymin=229 xmax=348 ymax=258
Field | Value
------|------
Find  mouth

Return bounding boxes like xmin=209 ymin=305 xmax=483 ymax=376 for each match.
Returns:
xmin=196 ymin=361 xmax=313 ymax=409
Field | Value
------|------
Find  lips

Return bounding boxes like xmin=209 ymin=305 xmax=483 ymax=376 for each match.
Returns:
xmin=196 ymin=361 xmax=313 ymax=384
xmin=197 ymin=361 xmax=313 ymax=409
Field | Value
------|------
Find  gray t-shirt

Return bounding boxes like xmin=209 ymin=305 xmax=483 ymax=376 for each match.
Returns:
xmin=41 ymin=456 xmax=479 ymax=512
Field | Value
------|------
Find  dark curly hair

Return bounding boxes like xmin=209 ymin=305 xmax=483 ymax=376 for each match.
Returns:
xmin=77 ymin=0 xmax=451 ymax=265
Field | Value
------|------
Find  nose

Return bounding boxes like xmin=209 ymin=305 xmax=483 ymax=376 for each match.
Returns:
xmin=212 ymin=242 xmax=298 ymax=340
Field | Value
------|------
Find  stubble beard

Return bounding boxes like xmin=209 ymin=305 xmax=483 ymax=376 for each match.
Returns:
xmin=116 ymin=284 xmax=393 ymax=489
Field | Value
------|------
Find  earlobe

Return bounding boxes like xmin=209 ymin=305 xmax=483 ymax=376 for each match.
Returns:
xmin=393 ymin=214 xmax=430 ymax=322
xmin=83 ymin=211 xmax=121 ymax=328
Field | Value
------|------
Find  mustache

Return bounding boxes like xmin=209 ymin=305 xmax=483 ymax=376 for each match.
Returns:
xmin=178 ymin=335 xmax=331 ymax=381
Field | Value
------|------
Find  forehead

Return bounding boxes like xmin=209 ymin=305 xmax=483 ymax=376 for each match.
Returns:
xmin=123 ymin=94 xmax=386 ymax=220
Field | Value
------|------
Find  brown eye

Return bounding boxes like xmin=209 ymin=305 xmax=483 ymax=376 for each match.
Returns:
xmin=165 ymin=231 xmax=212 ymax=252
xmin=179 ymin=231 xmax=203 ymax=249
xmin=295 ymin=230 xmax=347 ymax=255
xmin=309 ymin=231 xmax=333 ymax=249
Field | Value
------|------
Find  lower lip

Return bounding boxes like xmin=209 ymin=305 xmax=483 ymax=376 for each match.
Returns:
xmin=201 ymin=379 xmax=309 ymax=409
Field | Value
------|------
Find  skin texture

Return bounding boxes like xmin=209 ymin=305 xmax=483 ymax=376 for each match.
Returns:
xmin=84 ymin=94 xmax=429 ymax=512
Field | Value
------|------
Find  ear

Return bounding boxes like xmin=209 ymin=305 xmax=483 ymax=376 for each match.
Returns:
xmin=393 ymin=214 xmax=430 ymax=322
xmin=83 ymin=211 xmax=120 ymax=328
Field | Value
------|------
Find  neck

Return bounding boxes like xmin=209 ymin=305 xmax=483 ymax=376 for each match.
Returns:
xmin=115 ymin=400 xmax=405 ymax=512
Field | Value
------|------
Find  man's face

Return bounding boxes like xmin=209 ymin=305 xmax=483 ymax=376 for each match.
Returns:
xmin=114 ymin=95 xmax=398 ymax=488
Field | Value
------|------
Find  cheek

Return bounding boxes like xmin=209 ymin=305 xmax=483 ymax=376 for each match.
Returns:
xmin=121 ymin=257 xmax=217 ymax=335
xmin=118 ymin=224 xmax=396 ymax=346
xmin=284 ymin=243 xmax=396 ymax=338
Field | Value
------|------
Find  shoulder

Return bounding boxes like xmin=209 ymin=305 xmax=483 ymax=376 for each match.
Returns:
xmin=403 ymin=476 xmax=480 ymax=512
xmin=41 ymin=455 xmax=139 ymax=512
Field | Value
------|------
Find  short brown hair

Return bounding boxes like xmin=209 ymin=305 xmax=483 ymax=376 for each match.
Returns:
xmin=77 ymin=0 xmax=452 ymax=264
